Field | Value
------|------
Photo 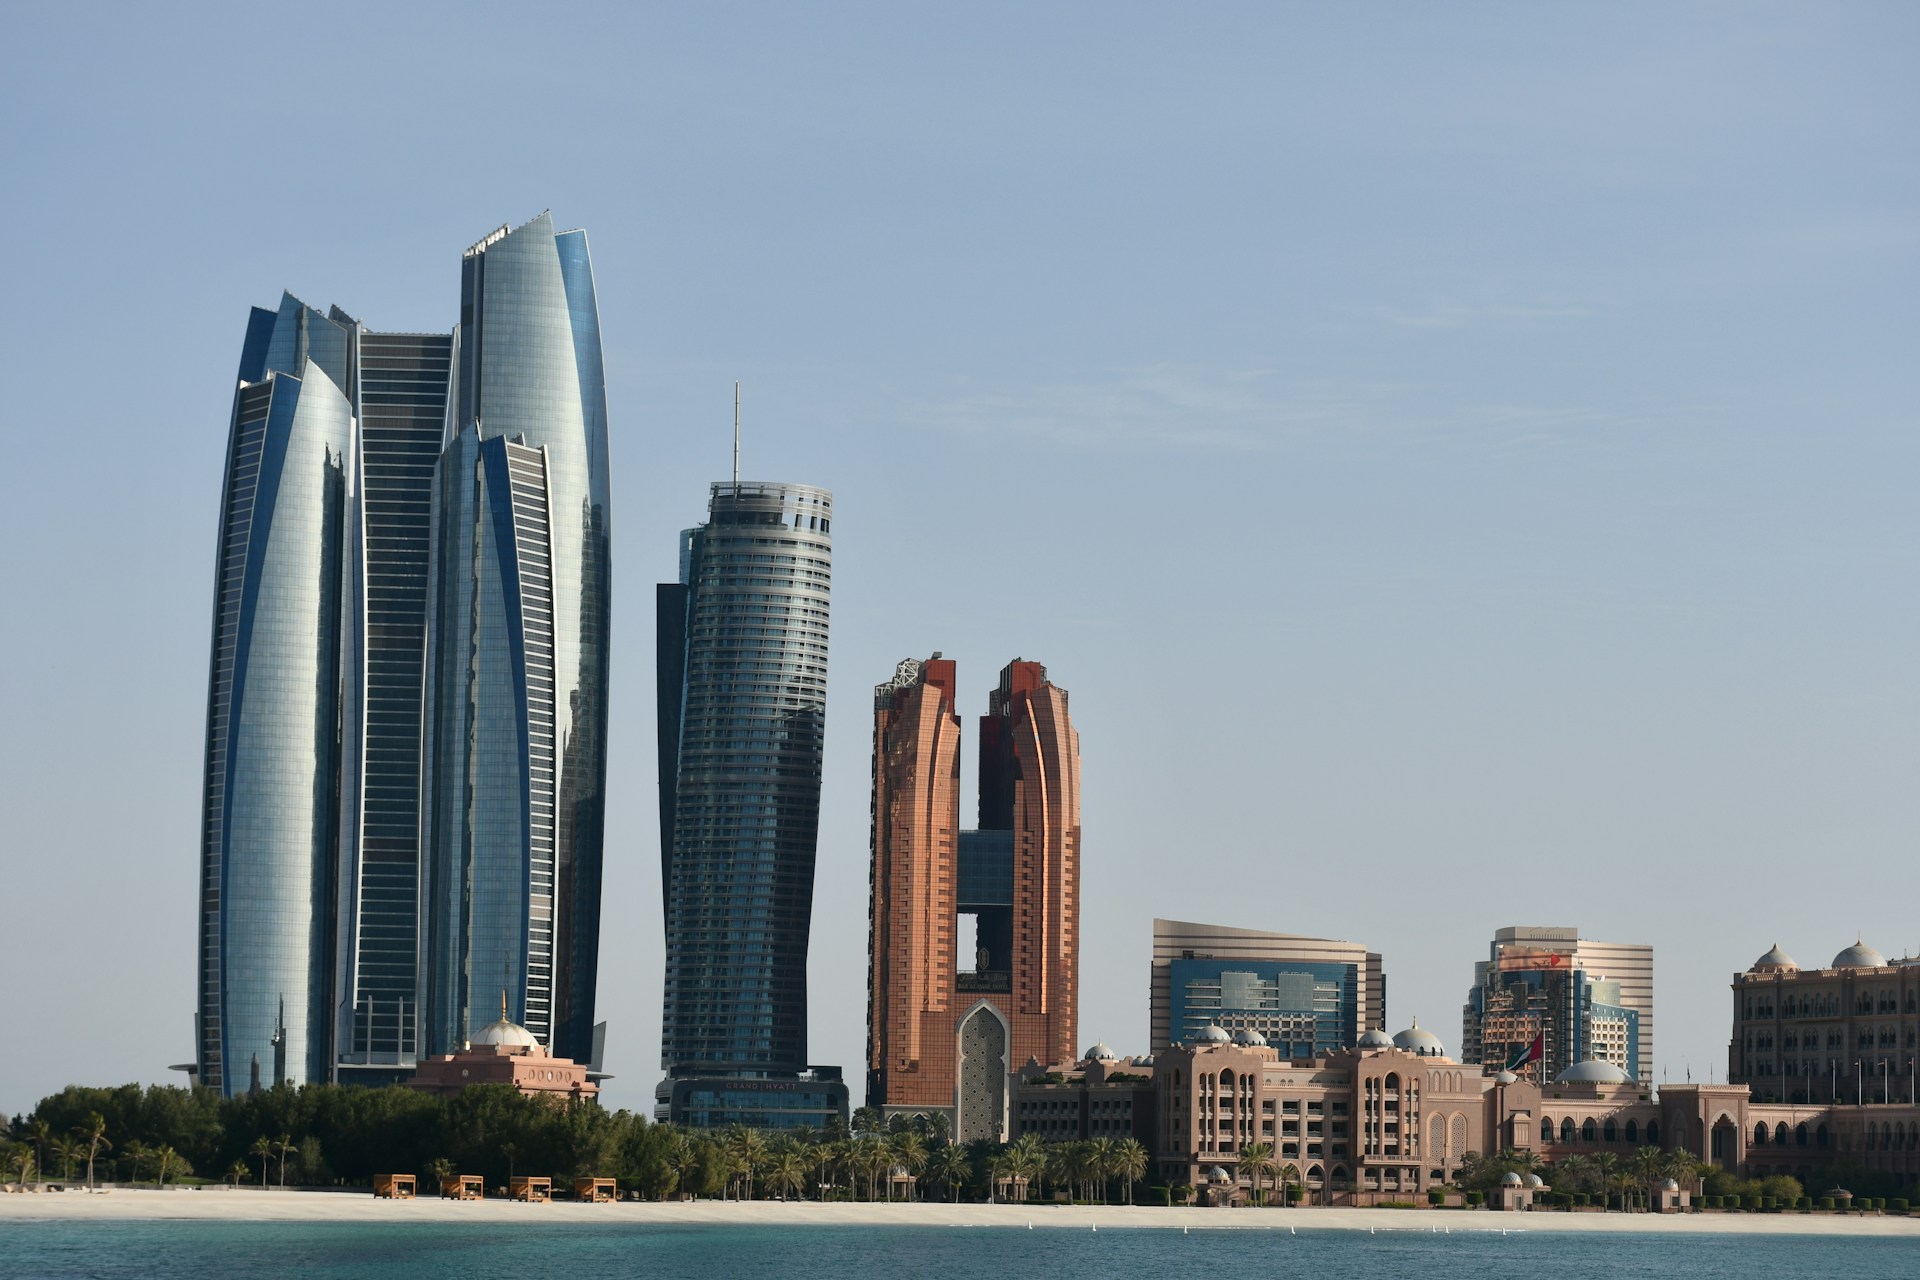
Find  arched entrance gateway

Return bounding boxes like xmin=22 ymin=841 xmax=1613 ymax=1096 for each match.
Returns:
xmin=1710 ymin=1114 xmax=1742 ymax=1172
xmin=955 ymin=1002 xmax=1011 ymax=1144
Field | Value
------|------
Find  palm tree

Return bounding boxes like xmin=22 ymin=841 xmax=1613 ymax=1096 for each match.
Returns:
xmin=766 ymin=1150 xmax=806 ymax=1200
xmin=919 ymin=1111 xmax=952 ymax=1147
xmin=7 ymin=1145 xmax=36 ymax=1187
xmin=1114 ymin=1138 xmax=1149 ymax=1206
xmin=889 ymin=1131 xmax=927 ymax=1200
xmin=1236 ymin=1141 xmax=1277 ymax=1206
xmin=226 ymin=1160 xmax=250 ymax=1189
xmin=724 ymin=1126 xmax=766 ymax=1200
xmin=1087 ymin=1138 xmax=1120 ymax=1204
xmin=272 ymin=1134 xmax=299 ymax=1188
xmin=807 ymin=1140 xmax=837 ymax=1200
xmin=1277 ymin=1161 xmax=1303 ymax=1207
xmin=26 ymin=1121 xmax=50 ymax=1188
xmin=250 ymin=1135 xmax=273 ymax=1188
xmin=1591 ymin=1151 xmax=1620 ymax=1209
xmin=49 ymin=1136 xmax=81 ymax=1183
xmin=928 ymin=1142 xmax=971 ymax=1203
xmin=78 ymin=1114 xmax=111 ymax=1191
xmin=427 ymin=1157 xmax=455 ymax=1196
xmin=154 ymin=1145 xmax=179 ymax=1189
xmin=123 ymin=1140 xmax=152 ymax=1187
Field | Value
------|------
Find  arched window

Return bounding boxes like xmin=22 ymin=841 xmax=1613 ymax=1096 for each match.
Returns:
xmin=1561 ymin=1118 xmax=1575 ymax=1144
xmin=1754 ymin=1122 xmax=1769 ymax=1145
xmin=1541 ymin=1117 xmax=1554 ymax=1144
xmin=1306 ymin=1164 xmax=1323 ymax=1184
xmin=1582 ymin=1118 xmax=1597 ymax=1143
xmin=1816 ymin=1124 xmax=1829 ymax=1149
xmin=1796 ymin=1123 xmax=1808 ymax=1147
xmin=1775 ymin=1123 xmax=1788 ymax=1146
xmin=1646 ymin=1120 xmax=1660 ymax=1145
xmin=1603 ymin=1119 xmax=1617 ymax=1143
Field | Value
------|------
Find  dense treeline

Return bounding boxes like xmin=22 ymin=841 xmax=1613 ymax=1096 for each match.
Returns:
xmin=2 ymin=1084 xmax=1149 ymax=1203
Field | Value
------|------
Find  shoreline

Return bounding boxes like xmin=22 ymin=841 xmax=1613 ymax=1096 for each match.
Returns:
xmin=4 ymin=1189 xmax=1919 ymax=1235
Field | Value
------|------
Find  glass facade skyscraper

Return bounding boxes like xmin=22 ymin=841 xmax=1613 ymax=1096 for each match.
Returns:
xmin=198 ymin=213 xmax=612 ymax=1095
xmin=198 ymin=294 xmax=353 ymax=1096
xmin=422 ymin=213 xmax=613 ymax=1064
xmin=656 ymin=480 xmax=845 ymax=1125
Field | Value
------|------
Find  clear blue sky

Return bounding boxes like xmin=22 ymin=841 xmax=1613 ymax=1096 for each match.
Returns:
xmin=3 ymin=3 xmax=1915 ymax=1117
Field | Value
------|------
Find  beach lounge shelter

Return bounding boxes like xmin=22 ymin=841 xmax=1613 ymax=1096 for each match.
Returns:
xmin=511 ymin=1176 xmax=552 ymax=1202
xmin=373 ymin=1173 xmax=416 ymax=1199
xmin=573 ymin=1177 xmax=616 ymax=1203
xmin=444 ymin=1174 xmax=484 ymax=1200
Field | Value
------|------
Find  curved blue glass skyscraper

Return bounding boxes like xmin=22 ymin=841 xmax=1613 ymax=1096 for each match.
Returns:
xmin=197 ymin=294 xmax=353 ymax=1095
xmin=423 ymin=213 xmax=612 ymax=1062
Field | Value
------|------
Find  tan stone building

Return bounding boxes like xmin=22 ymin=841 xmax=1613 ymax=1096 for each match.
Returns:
xmin=1730 ymin=939 xmax=1920 ymax=1105
xmin=409 ymin=1010 xmax=598 ymax=1101
xmin=1012 ymin=1043 xmax=1156 ymax=1146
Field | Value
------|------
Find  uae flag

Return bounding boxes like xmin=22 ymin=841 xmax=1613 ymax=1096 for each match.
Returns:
xmin=1504 ymin=1032 xmax=1544 ymax=1072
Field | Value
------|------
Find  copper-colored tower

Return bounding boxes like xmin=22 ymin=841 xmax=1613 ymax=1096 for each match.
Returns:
xmin=866 ymin=657 xmax=1080 ymax=1142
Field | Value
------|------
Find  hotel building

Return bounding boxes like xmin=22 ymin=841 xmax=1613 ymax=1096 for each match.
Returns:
xmin=866 ymin=657 xmax=1082 ymax=1143
xmin=1460 ymin=926 xmax=1653 ymax=1084
xmin=1729 ymin=938 xmax=1920 ymax=1105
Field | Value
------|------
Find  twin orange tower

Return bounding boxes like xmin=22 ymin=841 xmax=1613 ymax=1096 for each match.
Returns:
xmin=866 ymin=656 xmax=1081 ymax=1142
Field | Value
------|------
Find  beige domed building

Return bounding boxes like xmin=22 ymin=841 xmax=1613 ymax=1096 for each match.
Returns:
xmin=408 ymin=999 xmax=599 ymax=1101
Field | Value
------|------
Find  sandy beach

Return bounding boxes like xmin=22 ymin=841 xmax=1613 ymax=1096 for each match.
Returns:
xmin=4 ymin=1188 xmax=1919 ymax=1236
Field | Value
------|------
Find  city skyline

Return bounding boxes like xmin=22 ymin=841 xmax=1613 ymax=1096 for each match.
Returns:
xmin=5 ymin=7 xmax=1917 ymax=1119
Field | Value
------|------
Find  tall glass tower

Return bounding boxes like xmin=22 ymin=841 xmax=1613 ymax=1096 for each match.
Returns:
xmin=422 ymin=212 xmax=612 ymax=1063
xmin=656 ymin=480 xmax=847 ymax=1126
xmin=198 ymin=294 xmax=353 ymax=1095
xmin=198 ymin=212 xmax=611 ymax=1095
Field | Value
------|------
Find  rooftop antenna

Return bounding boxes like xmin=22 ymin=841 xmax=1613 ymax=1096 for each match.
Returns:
xmin=732 ymin=380 xmax=741 ymax=492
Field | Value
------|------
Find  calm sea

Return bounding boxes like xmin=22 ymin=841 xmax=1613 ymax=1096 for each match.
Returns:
xmin=2 ymin=1221 xmax=1913 ymax=1280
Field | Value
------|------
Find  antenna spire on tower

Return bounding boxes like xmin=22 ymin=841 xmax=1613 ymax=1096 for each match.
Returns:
xmin=733 ymin=381 xmax=741 ymax=489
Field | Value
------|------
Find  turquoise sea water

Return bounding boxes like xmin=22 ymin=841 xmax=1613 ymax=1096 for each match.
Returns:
xmin=2 ymin=1221 xmax=1914 ymax=1280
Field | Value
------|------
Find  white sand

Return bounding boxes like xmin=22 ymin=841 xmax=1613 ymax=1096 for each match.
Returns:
xmin=4 ymin=1189 xmax=1919 ymax=1235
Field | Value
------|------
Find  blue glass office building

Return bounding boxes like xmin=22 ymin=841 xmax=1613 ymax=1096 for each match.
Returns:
xmin=199 ymin=213 xmax=611 ymax=1094
xmin=1167 ymin=958 xmax=1364 ymax=1057
xmin=198 ymin=294 xmax=353 ymax=1095
xmin=656 ymin=480 xmax=846 ymax=1125
xmin=422 ymin=213 xmax=612 ymax=1063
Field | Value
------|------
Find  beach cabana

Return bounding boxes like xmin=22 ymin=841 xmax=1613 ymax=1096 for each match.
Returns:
xmin=444 ymin=1174 xmax=484 ymax=1200
xmin=573 ymin=1177 xmax=616 ymax=1203
xmin=373 ymin=1173 xmax=416 ymax=1199
xmin=511 ymin=1175 xmax=552 ymax=1203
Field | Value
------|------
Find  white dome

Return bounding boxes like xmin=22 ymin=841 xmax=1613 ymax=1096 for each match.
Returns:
xmin=1193 ymin=1024 xmax=1232 ymax=1044
xmin=1524 ymin=1174 xmax=1545 ymax=1188
xmin=1207 ymin=1166 xmax=1233 ymax=1183
xmin=1661 ymin=1178 xmax=1680 ymax=1191
xmin=1232 ymin=1029 xmax=1268 ymax=1047
xmin=1085 ymin=1042 xmax=1118 ymax=1061
xmin=1494 ymin=1070 xmax=1519 ymax=1084
xmin=1832 ymin=940 xmax=1886 ymax=969
xmin=1356 ymin=1029 xmax=1394 ymax=1049
xmin=471 ymin=1017 xmax=539 ymax=1050
xmin=1751 ymin=943 xmax=1797 ymax=972
xmin=1501 ymin=1172 xmax=1524 ymax=1186
xmin=1391 ymin=1021 xmax=1447 ymax=1058
xmin=1555 ymin=1059 xmax=1632 ymax=1085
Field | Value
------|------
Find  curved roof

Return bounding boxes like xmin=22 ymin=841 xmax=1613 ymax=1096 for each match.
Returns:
xmin=1556 ymin=1059 xmax=1633 ymax=1085
xmin=1832 ymin=940 xmax=1887 ymax=969
xmin=471 ymin=1017 xmax=539 ymax=1050
xmin=1084 ymin=1042 xmax=1118 ymax=1061
xmin=1494 ymin=1070 xmax=1519 ymax=1084
xmin=1194 ymin=1024 xmax=1232 ymax=1044
xmin=1524 ymin=1174 xmax=1546 ymax=1188
xmin=1356 ymin=1029 xmax=1394 ymax=1049
xmin=1750 ymin=943 xmax=1797 ymax=972
xmin=1232 ymin=1029 xmax=1268 ymax=1047
xmin=1391 ymin=1020 xmax=1447 ymax=1058
xmin=1501 ymin=1172 xmax=1523 ymax=1186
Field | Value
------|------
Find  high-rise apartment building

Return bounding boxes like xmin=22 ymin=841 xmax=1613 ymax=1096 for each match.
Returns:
xmin=1148 ymin=919 xmax=1384 ymax=1055
xmin=866 ymin=656 xmax=1082 ymax=1143
xmin=656 ymin=480 xmax=846 ymax=1127
xmin=1460 ymin=926 xmax=1653 ymax=1084
xmin=197 ymin=213 xmax=612 ymax=1096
